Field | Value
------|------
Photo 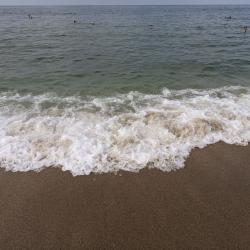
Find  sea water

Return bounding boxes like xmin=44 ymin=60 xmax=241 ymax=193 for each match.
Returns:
xmin=0 ymin=5 xmax=249 ymax=175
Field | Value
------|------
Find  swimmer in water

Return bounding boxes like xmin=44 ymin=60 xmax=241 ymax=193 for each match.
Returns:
xmin=28 ymin=14 xmax=32 ymax=19
xmin=74 ymin=20 xmax=77 ymax=24
xmin=240 ymin=26 xmax=248 ymax=33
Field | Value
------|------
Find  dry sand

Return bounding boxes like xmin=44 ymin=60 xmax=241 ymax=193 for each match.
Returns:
xmin=0 ymin=142 xmax=249 ymax=249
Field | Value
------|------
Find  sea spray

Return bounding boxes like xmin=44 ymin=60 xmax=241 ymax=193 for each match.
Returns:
xmin=0 ymin=86 xmax=249 ymax=175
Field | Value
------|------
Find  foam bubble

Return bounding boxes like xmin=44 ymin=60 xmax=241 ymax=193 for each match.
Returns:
xmin=0 ymin=86 xmax=249 ymax=175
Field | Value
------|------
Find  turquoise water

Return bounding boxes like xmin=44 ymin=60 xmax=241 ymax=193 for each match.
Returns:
xmin=0 ymin=6 xmax=250 ymax=175
xmin=0 ymin=5 xmax=250 ymax=96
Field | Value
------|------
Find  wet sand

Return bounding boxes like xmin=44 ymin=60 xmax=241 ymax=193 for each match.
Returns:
xmin=0 ymin=142 xmax=249 ymax=249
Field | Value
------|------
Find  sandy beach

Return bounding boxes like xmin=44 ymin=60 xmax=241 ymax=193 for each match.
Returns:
xmin=0 ymin=142 xmax=249 ymax=249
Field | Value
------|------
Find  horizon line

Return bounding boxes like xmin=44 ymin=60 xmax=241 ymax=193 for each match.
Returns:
xmin=0 ymin=4 xmax=250 ymax=6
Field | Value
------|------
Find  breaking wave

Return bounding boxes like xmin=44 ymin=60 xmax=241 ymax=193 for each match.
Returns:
xmin=0 ymin=86 xmax=249 ymax=175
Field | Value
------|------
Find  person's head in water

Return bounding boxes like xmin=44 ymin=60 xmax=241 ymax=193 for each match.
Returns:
xmin=241 ymin=26 xmax=248 ymax=33
xmin=74 ymin=20 xmax=77 ymax=24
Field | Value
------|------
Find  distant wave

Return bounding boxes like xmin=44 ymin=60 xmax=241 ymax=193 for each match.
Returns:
xmin=0 ymin=86 xmax=249 ymax=176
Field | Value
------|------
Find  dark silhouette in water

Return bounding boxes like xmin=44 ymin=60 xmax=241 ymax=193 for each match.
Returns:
xmin=241 ymin=26 xmax=248 ymax=33
xmin=196 ymin=26 xmax=204 ymax=30
xmin=225 ymin=16 xmax=232 ymax=20
xmin=28 ymin=14 xmax=32 ymax=19
xmin=74 ymin=20 xmax=77 ymax=24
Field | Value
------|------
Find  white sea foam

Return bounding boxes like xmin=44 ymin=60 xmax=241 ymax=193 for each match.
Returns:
xmin=0 ymin=86 xmax=249 ymax=175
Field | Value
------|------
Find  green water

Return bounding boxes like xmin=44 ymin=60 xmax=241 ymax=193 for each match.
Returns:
xmin=0 ymin=5 xmax=250 ymax=96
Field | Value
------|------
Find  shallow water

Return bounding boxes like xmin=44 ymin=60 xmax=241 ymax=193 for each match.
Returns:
xmin=0 ymin=6 xmax=250 ymax=175
xmin=1 ymin=5 xmax=250 ymax=95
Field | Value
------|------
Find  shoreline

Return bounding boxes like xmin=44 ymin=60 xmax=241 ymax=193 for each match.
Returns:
xmin=0 ymin=142 xmax=250 ymax=249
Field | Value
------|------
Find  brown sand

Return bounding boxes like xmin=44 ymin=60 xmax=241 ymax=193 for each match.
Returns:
xmin=0 ymin=142 xmax=249 ymax=250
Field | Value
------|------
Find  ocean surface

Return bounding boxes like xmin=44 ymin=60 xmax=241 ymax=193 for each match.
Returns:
xmin=0 ymin=5 xmax=250 ymax=175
